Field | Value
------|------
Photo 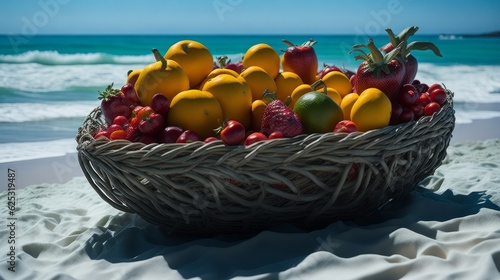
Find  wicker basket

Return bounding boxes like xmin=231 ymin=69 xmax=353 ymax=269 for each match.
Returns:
xmin=76 ymin=90 xmax=455 ymax=235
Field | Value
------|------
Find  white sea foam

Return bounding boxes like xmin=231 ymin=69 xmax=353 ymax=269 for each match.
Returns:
xmin=0 ymin=50 xmax=152 ymax=65
xmin=454 ymin=110 xmax=500 ymax=124
xmin=416 ymin=63 xmax=500 ymax=104
xmin=2 ymin=58 xmax=499 ymax=104
xmin=0 ymin=63 xmax=146 ymax=92
xmin=0 ymin=138 xmax=77 ymax=163
xmin=0 ymin=100 xmax=100 ymax=122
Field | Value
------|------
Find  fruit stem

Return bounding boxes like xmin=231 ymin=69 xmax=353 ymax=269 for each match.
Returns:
xmin=213 ymin=119 xmax=226 ymax=135
xmin=262 ymin=89 xmax=278 ymax=104
xmin=302 ymin=38 xmax=317 ymax=47
xmin=217 ymin=56 xmax=229 ymax=68
xmin=311 ymin=80 xmax=327 ymax=95
xmin=152 ymin=48 xmax=167 ymax=69
xmin=282 ymin=39 xmax=295 ymax=48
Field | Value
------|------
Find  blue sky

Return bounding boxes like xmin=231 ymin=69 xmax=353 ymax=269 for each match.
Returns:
xmin=1 ymin=0 xmax=499 ymax=35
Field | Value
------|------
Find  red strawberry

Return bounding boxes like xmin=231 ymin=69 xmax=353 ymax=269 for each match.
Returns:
xmin=98 ymin=83 xmax=135 ymax=125
xmin=125 ymin=125 xmax=141 ymax=142
xmin=281 ymin=38 xmax=319 ymax=84
xmin=382 ymin=26 xmax=442 ymax=84
xmin=350 ymin=38 xmax=405 ymax=101
xmin=260 ymin=98 xmax=304 ymax=138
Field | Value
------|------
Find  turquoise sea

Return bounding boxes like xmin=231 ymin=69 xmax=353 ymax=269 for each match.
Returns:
xmin=1 ymin=34 xmax=500 ymax=161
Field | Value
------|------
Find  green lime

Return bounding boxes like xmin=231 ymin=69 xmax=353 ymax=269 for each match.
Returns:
xmin=293 ymin=91 xmax=344 ymax=134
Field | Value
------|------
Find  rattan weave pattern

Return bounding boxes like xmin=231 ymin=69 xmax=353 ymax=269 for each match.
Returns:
xmin=76 ymin=91 xmax=455 ymax=234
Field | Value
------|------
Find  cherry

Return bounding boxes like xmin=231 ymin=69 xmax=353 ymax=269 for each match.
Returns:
xmin=399 ymin=108 xmax=415 ymax=123
xmin=121 ymin=83 xmax=140 ymax=104
xmin=430 ymin=88 xmax=447 ymax=105
xmin=424 ymin=102 xmax=441 ymax=116
xmin=398 ymin=84 xmax=419 ymax=107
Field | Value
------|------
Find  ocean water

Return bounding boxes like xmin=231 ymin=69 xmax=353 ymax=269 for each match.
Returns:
xmin=1 ymin=34 xmax=500 ymax=162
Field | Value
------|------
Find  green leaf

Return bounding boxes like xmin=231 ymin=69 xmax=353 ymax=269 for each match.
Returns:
xmin=383 ymin=42 xmax=403 ymax=64
xmin=97 ymin=83 xmax=120 ymax=101
xmin=385 ymin=28 xmax=399 ymax=50
xmin=350 ymin=43 xmax=368 ymax=51
xmin=354 ymin=53 xmax=370 ymax=62
xmin=407 ymin=41 xmax=443 ymax=57
xmin=365 ymin=38 xmax=384 ymax=64
xmin=396 ymin=26 xmax=419 ymax=42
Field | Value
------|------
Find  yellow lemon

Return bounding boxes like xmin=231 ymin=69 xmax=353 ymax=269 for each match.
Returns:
xmin=350 ymin=88 xmax=391 ymax=132
xmin=198 ymin=68 xmax=239 ymax=90
xmin=164 ymin=40 xmax=214 ymax=88
xmin=290 ymin=84 xmax=313 ymax=108
xmin=313 ymin=84 xmax=342 ymax=106
xmin=251 ymin=99 xmax=267 ymax=132
xmin=134 ymin=49 xmax=189 ymax=106
xmin=202 ymin=74 xmax=253 ymax=129
xmin=274 ymin=71 xmax=303 ymax=101
xmin=340 ymin=92 xmax=359 ymax=120
xmin=167 ymin=89 xmax=224 ymax=138
xmin=322 ymin=71 xmax=352 ymax=98
xmin=242 ymin=43 xmax=281 ymax=79
xmin=240 ymin=66 xmax=277 ymax=101
xmin=126 ymin=69 xmax=142 ymax=85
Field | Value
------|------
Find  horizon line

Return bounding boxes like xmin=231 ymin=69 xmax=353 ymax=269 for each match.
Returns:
xmin=1 ymin=30 xmax=499 ymax=37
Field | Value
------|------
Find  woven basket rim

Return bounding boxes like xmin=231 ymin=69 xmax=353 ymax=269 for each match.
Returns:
xmin=76 ymin=89 xmax=455 ymax=153
xmin=75 ymin=89 xmax=456 ymax=234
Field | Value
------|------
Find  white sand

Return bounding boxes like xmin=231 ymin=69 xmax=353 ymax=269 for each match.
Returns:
xmin=1 ymin=139 xmax=499 ymax=279
xmin=0 ymin=152 xmax=83 ymax=189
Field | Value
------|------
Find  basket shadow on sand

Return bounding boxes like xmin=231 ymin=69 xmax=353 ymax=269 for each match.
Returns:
xmin=76 ymin=91 xmax=455 ymax=236
xmin=82 ymin=184 xmax=500 ymax=279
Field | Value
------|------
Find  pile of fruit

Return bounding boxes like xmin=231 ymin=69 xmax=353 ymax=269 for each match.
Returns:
xmin=93 ymin=26 xmax=447 ymax=146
